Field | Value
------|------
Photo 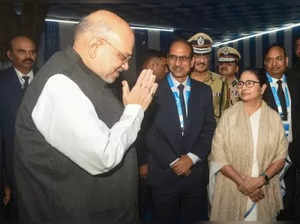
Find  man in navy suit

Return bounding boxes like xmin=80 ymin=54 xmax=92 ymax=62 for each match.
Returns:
xmin=141 ymin=39 xmax=216 ymax=224
xmin=0 ymin=35 xmax=37 ymax=222
xmin=263 ymin=44 xmax=300 ymax=220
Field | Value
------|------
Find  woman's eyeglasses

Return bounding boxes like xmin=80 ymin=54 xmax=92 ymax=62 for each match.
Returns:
xmin=237 ymin=80 xmax=260 ymax=89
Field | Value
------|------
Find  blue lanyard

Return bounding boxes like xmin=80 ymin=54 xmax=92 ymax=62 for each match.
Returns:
xmin=266 ymin=73 xmax=290 ymax=111
xmin=266 ymin=73 xmax=291 ymax=138
xmin=244 ymin=203 xmax=256 ymax=218
xmin=167 ymin=73 xmax=191 ymax=132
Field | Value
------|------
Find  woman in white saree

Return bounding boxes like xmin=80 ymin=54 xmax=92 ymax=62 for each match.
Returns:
xmin=210 ymin=68 xmax=288 ymax=221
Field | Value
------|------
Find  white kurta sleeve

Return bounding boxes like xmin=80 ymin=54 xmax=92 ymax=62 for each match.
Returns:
xmin=32 ymin=74 xmax=144 ymax=175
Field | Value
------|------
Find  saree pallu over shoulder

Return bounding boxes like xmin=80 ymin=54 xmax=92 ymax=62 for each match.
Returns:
xmin=209 ymin=101 xmax=288 ymax=221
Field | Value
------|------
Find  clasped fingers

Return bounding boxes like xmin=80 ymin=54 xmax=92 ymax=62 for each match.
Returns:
xmin=249 ymin=188 xmax=265 ymax=202
xmin=122 ymin=70 xmax=158 ymax=110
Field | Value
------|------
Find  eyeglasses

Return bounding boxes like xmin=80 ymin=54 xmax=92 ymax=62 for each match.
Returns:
xmin=168 ymin=54 xmax=191 ymax=63
xmin=101 ymin=38 xmax=132 ymax=64
xmin=237 ymin=80 xmax=260 ymax=89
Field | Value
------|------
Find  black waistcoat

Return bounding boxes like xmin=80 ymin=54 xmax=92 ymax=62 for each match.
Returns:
xmin=14 ymin=48 xmax=138 ymax=224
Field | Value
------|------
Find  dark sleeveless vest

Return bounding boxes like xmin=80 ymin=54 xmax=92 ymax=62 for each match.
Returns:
xmin=14 ymin=48 xmax=138 ymax=224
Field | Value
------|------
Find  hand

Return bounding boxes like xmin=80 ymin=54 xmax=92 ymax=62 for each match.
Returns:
xmin=139 ymin=164 xmax=148 ymax=179
xmin=183 ymin=169 xmax=191 ymax=176
xmin=171 ymin=155 xmax=193 ymax=176
xmin=3 ymin=186 xmax=11 ymax=206
xmin=249 ymin=188 xmax=265 ymax=202
xmin=122 ymin=69 xmax=158 ymax=111
xmin=238 ymin=176 xmax=264 ymax=195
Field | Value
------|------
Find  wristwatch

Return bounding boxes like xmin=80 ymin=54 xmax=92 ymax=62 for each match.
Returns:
xmin=260 ymin=172 xmax=270 ymax=185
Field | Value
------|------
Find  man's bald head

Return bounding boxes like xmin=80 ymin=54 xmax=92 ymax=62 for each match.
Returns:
xmin=75 ymin=10 xmax=132 ymax=43
xmin=73 ymin=10 xmax=135 ymax=83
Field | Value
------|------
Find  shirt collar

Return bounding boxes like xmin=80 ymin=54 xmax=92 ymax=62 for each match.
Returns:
xmin=169 ymin=73 xmax=188 ymax=88
xmin=14 ymin=67 xmax=34 ymax=83
xmin=266 ymin=72 xmax=286 ymax=83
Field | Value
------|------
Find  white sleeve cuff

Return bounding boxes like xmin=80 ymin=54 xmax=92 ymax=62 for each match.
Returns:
xmin=187 ymin=152 xmax=200 ymax=164
xmin=169 ymin=158 xmax=180 ymax=167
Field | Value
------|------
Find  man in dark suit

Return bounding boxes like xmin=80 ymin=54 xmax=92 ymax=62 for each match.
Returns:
xmin=0 ymin=35 xmax=37 ymax=222
xmin=141 ymin=39 xmax=216 ymax=224
xmin=263 ymin=43 xmax=300 ymax=220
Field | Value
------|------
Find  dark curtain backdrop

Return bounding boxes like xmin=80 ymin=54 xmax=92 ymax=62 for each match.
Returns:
xmin=0 ymin=2 xmax=47 ymax=62
xmin=44 ymin=21 xmax=60 ymax=62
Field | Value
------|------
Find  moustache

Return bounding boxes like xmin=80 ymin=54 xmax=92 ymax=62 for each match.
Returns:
xmin=271 ymin=67 xmax=281 ymax=70
xmin=173 ymin=66 xmax=183 ymax=71
xmin=22 ymin=58 xmax=34 ymax=64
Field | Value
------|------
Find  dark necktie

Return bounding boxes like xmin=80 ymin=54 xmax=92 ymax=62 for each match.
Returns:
xmin=22 ymin=76 xmax=30 ymax=92
xmin=178 ymin=84 xmax=187 ymax=130
xmin=277 ymin=80 xmax=288 ymax=121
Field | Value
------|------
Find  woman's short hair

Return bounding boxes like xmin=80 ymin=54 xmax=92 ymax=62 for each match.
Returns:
xmin=241 ymin=68 xmax=267 ymax=86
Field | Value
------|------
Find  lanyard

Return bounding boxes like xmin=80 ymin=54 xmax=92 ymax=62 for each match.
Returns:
xmin=266 ymin=73 xmax=291 ymax=138
xmin=167 ymin=73 xmax=191 ymax=133
xmin=266 ymin=73 xmax=290 ymax=114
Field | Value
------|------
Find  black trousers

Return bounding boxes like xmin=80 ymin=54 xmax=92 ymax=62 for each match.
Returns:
xmin=278 ymin=164 xmax=296 ymax=220
xmin=138 ymin=177 xmax=153 ymax=223
xmin=4 ymin=192 xmax=18 ymax=224
xmin=152 ymin=178 xmax=208 ymax=224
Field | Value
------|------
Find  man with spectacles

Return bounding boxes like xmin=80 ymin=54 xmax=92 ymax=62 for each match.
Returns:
xmin=263 ymin=43 xmax=300 ymax=221
xmin=217 ymin=46 xmax=241 ymax=106
xmin=14 ymin=10 xmax=158 ymax=223
xmin=139 ymin=39 xmax=216 ymax=223
xmin=188 ymin=33 xmax=229 ymax=121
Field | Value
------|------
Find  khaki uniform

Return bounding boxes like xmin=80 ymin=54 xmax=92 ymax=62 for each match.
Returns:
xmin=228 ymin=79 xmax=240 ymax=106
xmin=188 ymin=33 xmax=230 ymax=120
xmin=194 ymin=71 xmax=229 ymax=121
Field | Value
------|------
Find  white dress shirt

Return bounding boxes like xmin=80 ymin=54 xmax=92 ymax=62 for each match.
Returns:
xmin=268 ymin=75 xmax=292 ymax=142
xmin=168 ymin=74 xmax=200 ymax=165
xmin=32 ymin=74 xmax=144 ymax=175
xmin=14 ymin=67 xmax=34 ymax=86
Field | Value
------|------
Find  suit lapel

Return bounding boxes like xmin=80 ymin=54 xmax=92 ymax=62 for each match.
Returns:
xmin=4 ymin=67 xmax=24 ymax=118
xmin=8 ymin=67 xmax=23 ymax=90
xmin=183 ymin=80 xmax=204 ymax=146
xmin=286 ymin=76 xmax=297 ymax=109
xmin=263 ymin=81 xmax=278 ymax=112
xmin=264 ymin=75 xmax=296 ymax=113
xmin=155 ymin=79 xmax=182 ymax=155
xmin=160 ymin=78 xmax=181 ymax=130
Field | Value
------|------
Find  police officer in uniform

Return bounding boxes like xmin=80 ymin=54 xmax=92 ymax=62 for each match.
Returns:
xmin=217 ymin=46 xmax=241 ymax=106
xmin=188 ymin=33 xmax=229 ymax=121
